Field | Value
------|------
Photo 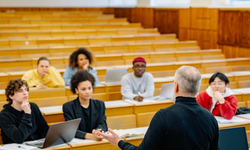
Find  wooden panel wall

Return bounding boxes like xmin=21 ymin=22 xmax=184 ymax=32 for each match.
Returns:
xmin=179 ymin=8 xmax=218 ymax=50
xmin=114 ymin=8 xmax=178 ymax=33
xmin=154 ymin=9 xmax=179 ymax=35
xmin=218 ymin=10 xmax=250 ymax=58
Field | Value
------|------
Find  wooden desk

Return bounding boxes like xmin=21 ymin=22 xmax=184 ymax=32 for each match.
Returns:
xmin=231 ymin=88 xmax=250 ymax=107
xmin=7 ymin=71 xmax=27 ymax=80
xmin=125 ymin=100 xmax=174 ymax=127
xmin=29 ymin=88 xmax=66 ymax=99
xmin=40 ymin=100 xmax=134 ymax=125
xmin=0 ymin=73 xmax=9 ymax=89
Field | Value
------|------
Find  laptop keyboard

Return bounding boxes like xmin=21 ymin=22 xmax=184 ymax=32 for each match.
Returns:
xmin=25 ymin=139 xmax=45 ymax=147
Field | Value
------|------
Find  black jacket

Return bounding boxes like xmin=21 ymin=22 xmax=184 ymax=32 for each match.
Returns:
xmin=119 ymin=96 xmax=219 ymax=150
xmin=0 ymin=102 xmax=49 ymax=144
xmin=62 ymin=97 xmax=107 ymax=139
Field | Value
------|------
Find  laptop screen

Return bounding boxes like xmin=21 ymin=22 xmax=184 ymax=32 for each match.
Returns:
xmin=219 ymin=127 xmax=249 ymax=150
xmin=105 ymin=68 xmax=128 ymax=83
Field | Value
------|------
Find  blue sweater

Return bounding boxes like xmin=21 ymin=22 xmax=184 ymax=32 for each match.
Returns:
xmin=63 ymin=65 xmax=99 ymax=86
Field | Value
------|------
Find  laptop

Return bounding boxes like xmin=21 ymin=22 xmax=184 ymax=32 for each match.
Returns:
xmin=149 ymin=82 xmax=174 ymax=101
xmin=25 ymin=118 xmax=81 ymax=148
xmin=219 ymin=127 xmax=249 ymax=150
xmin=105 ymin=68 xmax=128 ymax=84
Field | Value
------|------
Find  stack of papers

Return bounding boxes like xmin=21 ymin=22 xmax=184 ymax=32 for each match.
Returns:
xmin=215 ymin=116 xmax=249 ymax=124
xmin=111 ymin=129 xmax=144 ymax=138
xmin=0 ymin=143 xmax=37 ymax=150
xmin=124 ymin=99 xmax=157 ymax=104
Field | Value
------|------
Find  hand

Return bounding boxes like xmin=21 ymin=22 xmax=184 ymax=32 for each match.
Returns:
xmin=85 ymin=129 xmax=103 ymax=141
xmin=213 ymin=91 xmax=225 ymax=103
xmin=99 ymin=128 xmax=122 ymax=147
xmin=37 ymin=84 xmax=48 ymax=89
xmin=21 ymin=100 xmax=31 ymax=114
xmin=83 ymin=60 xmax=89 ymax=70
xmin=134 ymin=96 xmax=144 ymax=102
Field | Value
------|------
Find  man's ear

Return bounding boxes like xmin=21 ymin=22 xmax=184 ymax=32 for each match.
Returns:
xmin=174 ymin=81 xmax=179 ymax=93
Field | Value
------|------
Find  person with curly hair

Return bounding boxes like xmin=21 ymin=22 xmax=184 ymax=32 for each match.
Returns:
xmin=0 ymin=79 xmax=49 ymax=144
xmin=63 ymin=70 xmax=107 ymax=141
xmin=22 ymin=57 xmax=65 ymax=88
xmin=63 ymin=48 xmax=99 ymax=86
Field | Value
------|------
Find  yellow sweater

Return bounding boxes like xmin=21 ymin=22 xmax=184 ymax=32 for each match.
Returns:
xmin=22 ymin=66 xmax=65 ymax=88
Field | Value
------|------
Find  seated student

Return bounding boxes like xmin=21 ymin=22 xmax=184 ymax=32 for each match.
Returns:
xmin=197 ymin=72 xmax=238 ymax=119
xmin=63 ymin=70 xmax=107 ymax=140
xmin=121 ymin=56 xmax=154 ymax=101
xmin=63 ymin=48 xmax=99 ymax=86
xmin=0 ymin=79 xmax=49 ymax=144
xmin=22 ymin=57 xmax=65 ymax=88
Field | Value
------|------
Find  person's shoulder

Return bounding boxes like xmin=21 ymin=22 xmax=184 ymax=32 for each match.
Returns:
xmin=29 ymin=102 xmax=39 ymax=109
xmin=23 ymin=69 xmax=36 ymax=75
xmin=91 ymin=99 xmax=105 ymax=105
xmin=121 ymin=73 xmax=133 ymax=80
xmin=197 ymin=91 xmax=208 ymax=97
xmin=65 ymin=65 xmax=76 ymax=71
xmin=63 ymin=99 xmax=76 ymax=107
xmin=144 ymin=72 xmax=154 ymax=78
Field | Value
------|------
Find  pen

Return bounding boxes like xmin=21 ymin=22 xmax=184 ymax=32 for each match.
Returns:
xmin=18 ymin=145 xmax=26 ymax=149
xmin=138 ymin=92 xmax=142 ymax=97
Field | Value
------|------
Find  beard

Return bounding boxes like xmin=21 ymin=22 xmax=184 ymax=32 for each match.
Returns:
xmin=171 ymin=90 xmax=176 ymax=103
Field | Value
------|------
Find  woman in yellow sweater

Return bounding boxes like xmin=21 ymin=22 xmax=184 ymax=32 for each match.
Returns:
xmin=22 ymin=57 xmax=65 ymax=88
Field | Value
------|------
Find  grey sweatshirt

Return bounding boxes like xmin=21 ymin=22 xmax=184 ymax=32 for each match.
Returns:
xmin=121 ymin=72 xmax=155 ymax=100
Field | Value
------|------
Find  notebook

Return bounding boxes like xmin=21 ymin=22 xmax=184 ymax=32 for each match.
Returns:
xmin=25 ymin=118 xmax=81 ymax=148
xmin=148 ymin=82 xmax=174 ymax=101
xmin=219 ymin=127 xmax=249 ymax=150
xmin=105 ymin=68 xmax=128 ymax=84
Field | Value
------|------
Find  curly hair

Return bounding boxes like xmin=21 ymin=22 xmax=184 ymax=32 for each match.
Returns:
xmin=69 ymin=48 xmax=93 ymax=69
xmin=5 ymin=79 xmax=29 ymax=103
xmin=70 ymin=70 xmax=95 ymax=94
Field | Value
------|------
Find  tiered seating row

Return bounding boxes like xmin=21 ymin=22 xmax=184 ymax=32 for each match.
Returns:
xmin=0 ymin=11 xmax=115 ymax=20
xmin=0 ymin=28 xmax=160 ymax=39
xmin=0 ymin=33 xmax=184 ymax=48
xmin=0 ymin=18 xmax=128 ymax=25
xmin=0 ymin=49 xmax=218 ymax=73
xmin=0 ymin=23 xmax=142 ymax=31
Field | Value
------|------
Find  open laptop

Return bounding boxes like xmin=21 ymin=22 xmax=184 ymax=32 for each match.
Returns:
xmin=219 ymin=127 xmax=249 ymax=150
xmin=105 ymin=68 xmax=128 ymax=84
xmin=149 ymin=82 xmax=174 ymax=101
xmin=25 ymin=118 xmax=81 ymax=148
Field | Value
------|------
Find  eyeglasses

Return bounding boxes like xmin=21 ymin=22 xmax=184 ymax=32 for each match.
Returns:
xmin=210 ymin=82 xmax=225 ymax=87
xmin=134 ymin=65 xmax=146 ymax=69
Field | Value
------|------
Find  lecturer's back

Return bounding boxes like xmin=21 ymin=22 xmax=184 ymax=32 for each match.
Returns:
xmin=116 ymin=66 xmax=219 ymax=150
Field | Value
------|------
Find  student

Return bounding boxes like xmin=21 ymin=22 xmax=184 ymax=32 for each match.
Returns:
xmin=121 ymin=56 xmax=154 ymax=101
xmin=63 ymin=48 xmax=99 ymax=86
xmin=0 ymin=79 xmax=49 ymax=144
xmin=197 ymin=72 xmax=238 ymax=119
xmin=63 ymin=70 xmax=107 ymax=140
xmin=22 ymin=57 xmax=65 ymax=88
xmin=100 ymin=66 xmax=219 ymax=150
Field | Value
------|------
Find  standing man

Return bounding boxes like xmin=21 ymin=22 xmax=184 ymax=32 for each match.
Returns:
xmin=121 ymin=56 xmax=154 ymax=101
xmin=101 ymin=66 xmax=219 ymax=150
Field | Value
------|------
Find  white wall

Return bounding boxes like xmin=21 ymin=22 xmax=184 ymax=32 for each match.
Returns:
xmin=137 ymin=0 xmax=151 ymax=7
xmin=0 ymin=0 xmax=109 ymax=7
xmin=191 ymin=0 xmax=212 ymax=7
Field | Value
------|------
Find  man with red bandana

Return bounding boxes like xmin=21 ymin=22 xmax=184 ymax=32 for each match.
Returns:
xmin=121 ymin=56 xmax=154 ymax=101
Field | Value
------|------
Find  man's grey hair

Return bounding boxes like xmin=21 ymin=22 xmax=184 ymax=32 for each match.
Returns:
xmin=174 ymin=66 xmax=201 ymax=96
